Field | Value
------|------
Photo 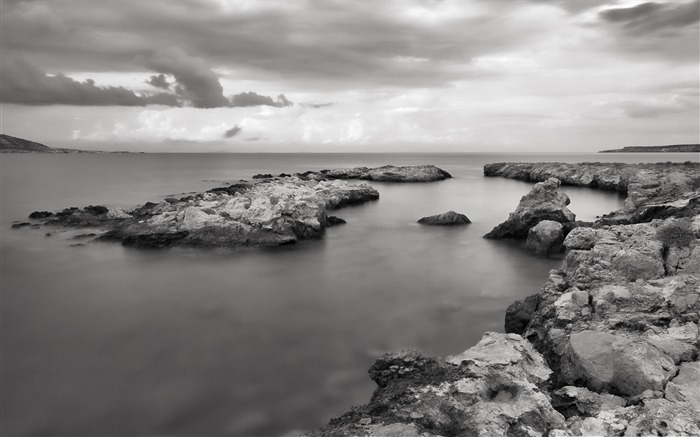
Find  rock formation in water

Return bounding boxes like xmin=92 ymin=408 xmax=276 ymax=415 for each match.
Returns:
xmin=308 ymin=161 xmax=700 ymax=436
xmin=302 ymin=164 xmax=452 ymax=182
xmin=21 ymin=178 xmax=379 ymax=248
xmin=484 ymin=162 xmax=700 ymax=224
xmin=417 ymin=211 xmax=471 ymax=225
xmin=485 ymin=177 xmax=575 ymax=239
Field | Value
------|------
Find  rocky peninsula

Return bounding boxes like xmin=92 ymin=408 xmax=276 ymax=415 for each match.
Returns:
xmin=15 ymin=165 xmax=452 ymax=248
xmin=308 ymin=161 xmax=700 ymax=437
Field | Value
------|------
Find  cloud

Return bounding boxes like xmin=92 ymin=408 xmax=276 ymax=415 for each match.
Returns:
xmin=230 ymin=92 xmax=293 ymax=108
xmin=143 ymin=47 xmax=229 ymax=108
xmin=224 ymin=125 xmax=242 ymax=138
xmin=146 ymin=74 xmax=171 ymax=90
xmin=0 ymin=56 xmax=180 ymax=106
xmin=617 ymin=95 xmax=698 ymax=118
xmin=599 ymin=0 xmax=700 ymax=33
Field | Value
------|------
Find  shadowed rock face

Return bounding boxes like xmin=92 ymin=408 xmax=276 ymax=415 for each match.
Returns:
xmin=22 ymin=177 xmax=380 ymax=248
xmin=304 ymin=165 xmax=452 ymax=183
xmin=417 ymin=210 xmax=470 ymax=225
xmin=485 ymin=177 xmax=575 ymax=239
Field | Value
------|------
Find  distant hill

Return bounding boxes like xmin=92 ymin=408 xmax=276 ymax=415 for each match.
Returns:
xmin=600 ymin=144 xmax=700 ymax=153
xmin=0 ymin=134 xmax=103 ymax=153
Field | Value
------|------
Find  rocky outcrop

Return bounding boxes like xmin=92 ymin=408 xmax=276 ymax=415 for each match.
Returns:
xmin=305 ymin=333 xmax=567 ymax=437
xmin=417 ymin=211 xmax=470 ymax=225
xmin=21 ymin=177 xmax=379 ymax=248
xmin=484 ymin=161 xmax=700 ymax=224
xmin=302 ymin=165 xmax=452 ymax=183
xmin=311 ymin=162 xmax=700 ymax=436
xmin=485 ymin=178 xmax=575 ymax=239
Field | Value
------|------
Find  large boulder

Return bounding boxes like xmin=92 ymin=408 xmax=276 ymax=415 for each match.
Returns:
xmin=484 ymin=178 xmax=575 ymax=239
xmin=417 ymin=211 xmax=470 ymax=225
xmin=525 ymin=220 xmax=565 ymax=255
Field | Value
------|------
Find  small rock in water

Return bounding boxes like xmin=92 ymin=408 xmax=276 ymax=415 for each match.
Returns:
xmin=417 ymin=211 xmax=471 ymax=225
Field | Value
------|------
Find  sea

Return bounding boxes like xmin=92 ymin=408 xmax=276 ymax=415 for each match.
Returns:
xmin=1 ymin=152 xmax=697 ymax=436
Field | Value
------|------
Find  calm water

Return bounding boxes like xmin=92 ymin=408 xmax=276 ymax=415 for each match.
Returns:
xmin=1 ymin=152 xmax=695 ymax=436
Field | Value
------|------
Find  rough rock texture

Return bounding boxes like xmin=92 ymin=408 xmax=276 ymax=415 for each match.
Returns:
xmin=311 ymin=162 xmax=700 ymax=436
xmin=525 ymin=220 xmax=565 ymax=255
xmin=303 ymin=165 xmax=452 ymax=183
xmin=484 ymin=161 xmax=700 ymax=224
xmin=305 ymin=333 xmax=567 ymax=437
xmin=485 ymin=178 xmax=575 ymax=239
xmin=417 ymin=211 xmax=471 ymax=225
xmin=21 ymin=177 xmax=379 ymax=248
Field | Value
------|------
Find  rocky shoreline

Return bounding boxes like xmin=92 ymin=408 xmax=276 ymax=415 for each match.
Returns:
xmin=14 ymin=165 xmax=450 ymax=249
xmin=308 ymin=161 xmax=700 ymax=437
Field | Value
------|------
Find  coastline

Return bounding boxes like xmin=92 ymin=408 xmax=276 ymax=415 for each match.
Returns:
xmin=307 ymin=161 xmax=700 ymax=436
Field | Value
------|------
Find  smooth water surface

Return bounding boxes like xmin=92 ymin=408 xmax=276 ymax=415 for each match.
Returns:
xmin=2 ymin=152 xmax=694 ymax=436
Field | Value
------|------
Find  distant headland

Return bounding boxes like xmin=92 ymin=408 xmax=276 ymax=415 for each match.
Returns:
xmin=0 ymin=134 xmax=133 ymax=154
xmin=600 ymin=144 xmax=700 ymax=153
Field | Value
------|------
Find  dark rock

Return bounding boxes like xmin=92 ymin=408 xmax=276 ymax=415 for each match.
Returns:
xmin=505 ymin=293 xmax=539 ymax=334
xmin=11 ymin=222 xmax=32 ymax=229
xmin=327 ymin=216 xmax=347 ymax=226
xmin=278 ymin=173 xmax=291 ymax=177
xmin=121 ymin=231 xmax=190 ymax=249
xmin=417 ymin=211 xmax=471 ymax=225
xmin=252 ymin=173 xmax=273 ymax=179
xmin=29 ymin=211 xmax=53 ymax=219
xmin=84 ymin=205 xmax=108 ymax=215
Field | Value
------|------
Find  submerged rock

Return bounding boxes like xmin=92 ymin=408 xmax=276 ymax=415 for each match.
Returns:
xmin=417 ymin=211 xmax=470 ymax=225
xmin=485 ymin=178 xmax=575 ymax=239
xmin=303 ymin=165 xmax=452 ymax=183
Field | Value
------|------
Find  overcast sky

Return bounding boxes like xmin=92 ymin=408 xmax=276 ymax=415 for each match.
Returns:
xmin=1 ymin=0 xmax=698 ymax=152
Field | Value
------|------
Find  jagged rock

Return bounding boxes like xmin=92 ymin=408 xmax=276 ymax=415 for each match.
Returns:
xmin=504 ymin=293 xmax=539 ymax=335
xmin=610 ymin=337 xmax=676 ymax=397
xmin=417 ymin=211 xmax=470 ymax=225
xmin=26 ymin=177 xmax=380 ymax=249
xmin=525 ymin=220 xmax=565 ymax=255
xmin=664 ymin=362 xmax=700 ymax=412
xmin=484 ymin=161 xmax=700 ymax=224
xmin=305 ymin=165 xmax=452 ymax=183
xmin=29 ymin=211 xmax=53 ymax=219
xmin=551 ymin=386 xmax=626 ymax=417
xmin=307 ymin=333 xmax=566 ymax=437
xmin=485 ymin=178 xmax=575 ymax=239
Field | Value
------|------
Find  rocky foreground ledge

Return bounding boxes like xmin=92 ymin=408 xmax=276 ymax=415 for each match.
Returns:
xmin=308 ymin=162 xmax=700 ymax=437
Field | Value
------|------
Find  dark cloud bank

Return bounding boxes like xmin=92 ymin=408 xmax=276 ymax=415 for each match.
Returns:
xmin=1 ymin=48 xmax=294 ymax=109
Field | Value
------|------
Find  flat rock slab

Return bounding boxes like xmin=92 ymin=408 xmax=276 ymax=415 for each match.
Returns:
xmin=417 ymin=211 xmax=470 ymax=225
xmin=303 ymin=165 xmax=452 ymax=182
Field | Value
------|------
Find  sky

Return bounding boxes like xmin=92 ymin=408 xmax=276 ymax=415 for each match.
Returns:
xmin=0 ymin=0 xmax=698 ymax=152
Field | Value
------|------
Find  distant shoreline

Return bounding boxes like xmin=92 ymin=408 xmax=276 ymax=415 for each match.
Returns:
xmin=599 ymin=144 xmax=700 ymax=153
